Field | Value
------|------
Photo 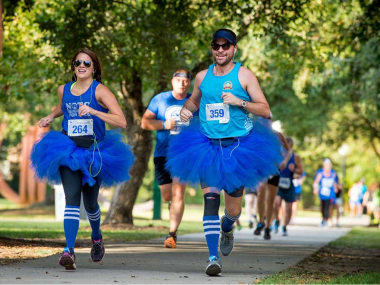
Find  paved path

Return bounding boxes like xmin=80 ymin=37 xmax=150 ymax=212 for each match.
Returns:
xmin=0 ymin=225 xmax=349 ymax=284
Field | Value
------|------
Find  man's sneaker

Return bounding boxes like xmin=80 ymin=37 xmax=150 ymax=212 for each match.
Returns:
xmin=58 ymin=247 xmax=76 ymax=270
xmin=248 ymin=221 xmax=254 ymax=229
xmin=205 ymin=255 xmax=222 ymax=276
xmin=282 ymin=226 xmax=288 ymax=236
xmin=273 ymin=219 xmax=280 ymax=234
xmin=164 ymin=231 xmax=177 ymax=248
xmin=220 ymin=216 xmax=235 ymax=256
xmin=254 ymin=222 xmax=265 ymax=235
xmin=91 ymin=235 xmax=105 ymax=262
xmin=264 ymin=227 xmax=271 ymax=240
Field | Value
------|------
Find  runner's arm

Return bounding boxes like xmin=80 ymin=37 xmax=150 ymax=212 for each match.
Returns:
xmin=239 ymin=67 xmax=270 ymax=118
xmin=141 ymin=109 xmax=175 ymax=131
xmin=294 ymin=153 xmax=303 ymax=175
xmin=180 ymin=70 xmax=206 ymax=122
xmin=80 ymin=84 xmax=126 ymax=128
xmin=277 ymin=132 xmax=292 ymax=170
xmin=313 ymin=173 xmax=322 ymax=195
xmin=38 ymin=85 xmax=64 ymax=128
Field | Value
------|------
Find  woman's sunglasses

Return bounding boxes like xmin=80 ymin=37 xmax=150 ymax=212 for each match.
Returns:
xmin=73 ymin=60 xmax=92 ymax=68
xmin=211 ymin=43 xmax=232 ymax=51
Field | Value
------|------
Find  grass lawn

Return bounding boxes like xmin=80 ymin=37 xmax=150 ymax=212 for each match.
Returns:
xmin=0 ymin=218 xmax=203 ymax=242
xmin=259 ymin=227 xmax=380 ymax=284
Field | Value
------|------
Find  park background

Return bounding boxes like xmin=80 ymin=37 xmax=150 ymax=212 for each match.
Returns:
xmin=1 ymin=0 xmax=379 ymax=221
xmin=0 ymin=1 xmax=379 ymax=284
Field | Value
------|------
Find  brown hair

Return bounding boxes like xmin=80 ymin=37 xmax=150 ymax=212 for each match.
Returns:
xmin=286 ymin=137 xmax=294 ymax=148
xmin=71 ymin=49 xmax=102 ymax=83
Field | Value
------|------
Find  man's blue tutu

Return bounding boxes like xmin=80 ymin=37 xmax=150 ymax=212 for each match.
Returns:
xmin=166 ymin=118 xmax=284 ymax=194
xmin=30 ymin=130 xmax=135 ymax=187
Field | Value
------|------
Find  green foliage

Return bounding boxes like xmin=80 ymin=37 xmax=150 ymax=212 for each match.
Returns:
xmin=1 ymin=0 xmax=379 ymax=208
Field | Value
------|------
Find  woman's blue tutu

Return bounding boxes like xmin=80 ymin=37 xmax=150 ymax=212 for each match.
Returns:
xmin=30 ymin=130 xmax=135 ymax=187
xmin=166 ymin=118 xmax=284 ymax=194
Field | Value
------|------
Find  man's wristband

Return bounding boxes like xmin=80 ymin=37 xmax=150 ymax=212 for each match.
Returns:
xmin=162 ymin=120 xmax=166 ymax=130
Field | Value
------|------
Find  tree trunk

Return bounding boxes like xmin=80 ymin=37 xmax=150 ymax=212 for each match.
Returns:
xmin=103 ymin=69 xmax=152 ymax=225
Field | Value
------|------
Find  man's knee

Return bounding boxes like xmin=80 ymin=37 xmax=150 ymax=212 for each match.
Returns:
xmin=204 ymin=193 xmax=220 ymax=216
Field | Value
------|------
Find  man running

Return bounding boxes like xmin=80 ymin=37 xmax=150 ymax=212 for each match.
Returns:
xmin=254 ymin=114 xmax=292 ymax=240
xmin=273 ymin=137 xmax=303 ymax=236
xmin=141 ymin=69 xmax=193 ymax=248
xmin=165 ymin=28 xmax=283 ymax=276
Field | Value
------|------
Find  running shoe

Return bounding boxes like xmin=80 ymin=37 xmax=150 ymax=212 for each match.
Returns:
xmin=58 ymin=247 xmax=76 ymax=270
xmin=220 ymin=215 xmax=235 ymax=256
xmin=254 ymin=222 xmax=265 ymax=235
xmin=282 ymin=225 xmax=288 ymax=236
xmin=164 ymin=231 xmax=177 ymax=248
xmin=273 ymin=219 xmax=280 ymax=234
xmin=236 ymin=220 xmax=242 ymax=231
xmin=205 ymin=255 xmax=222 ymax=276
xmin=248 ymin=221 xmax=254 ymax=229
xmin=264 ymin=227 xmax=271 ymax=240
xmin=253 ymin=214 xmax=258 ymax=224
xmin=91 ymin=234 xmax=105 ymax=262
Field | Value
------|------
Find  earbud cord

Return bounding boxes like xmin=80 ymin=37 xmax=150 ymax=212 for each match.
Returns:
xmin=71 ymin=77 xmax=102 ymax=177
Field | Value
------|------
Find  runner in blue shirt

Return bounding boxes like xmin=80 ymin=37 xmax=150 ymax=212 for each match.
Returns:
xmin=141 ymin=69 xmax=194 ymax=249
xmin=31 ymin=49 xmax=134 ymax=270
xmin=313 ymin=158 xmax=339 ymax=227
xmin=273 ymin=137 xmax=303 ymax=236
xmin=166 ymin=29 xmax=283 ymax=276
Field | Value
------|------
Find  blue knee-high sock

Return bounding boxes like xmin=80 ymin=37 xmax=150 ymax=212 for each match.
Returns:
xmin=222 ymin=209 xmax=241 ymax=232
xmin=64 ymin=205 xmax=80 ymax=249
xmin=87 ymin=204 xmax=101 ymax=240
xmin=203 ymin=215 xmax=220 ymax=258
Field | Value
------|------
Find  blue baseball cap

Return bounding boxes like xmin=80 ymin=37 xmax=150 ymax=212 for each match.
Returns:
xmin=212 ymin=29 xmax=237 ymax=45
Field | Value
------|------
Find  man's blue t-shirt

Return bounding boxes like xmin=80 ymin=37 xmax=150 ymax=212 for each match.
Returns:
xmin=148 ymin=91 xmax=196 ymax=157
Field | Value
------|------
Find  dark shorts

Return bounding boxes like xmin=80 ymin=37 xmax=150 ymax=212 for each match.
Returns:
xmin=277 ymin=186 xmax=296 ymax=203
xmin=245 ymin=188 xmax=258 ymax=195
xmin=200 ymin=181 xmax=244 ymax=197
xmin=267 ymin=174 xmax=280 ymax=187
xmin=295 ymin=193 xmax=302 ymax=201
xmin=154 ymin=157 xmax=172 ymax=186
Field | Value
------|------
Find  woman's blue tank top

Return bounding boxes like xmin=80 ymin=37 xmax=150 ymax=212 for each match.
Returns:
xmin=61 ymin=80 xmax=108 ymax=139
xmin=199 ymin=63 xmax=253 ymax=139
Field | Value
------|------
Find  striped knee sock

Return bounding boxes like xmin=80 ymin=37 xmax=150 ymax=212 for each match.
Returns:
xmin=64 ymin=205 xmax=80 ymax=248
xmin=222 ymin=209 xmax=241 ymax=232
xmin=87 ymin=205 xmax=101 ymax=240
xmin=203 ymin=215 xmax=220 ymax=258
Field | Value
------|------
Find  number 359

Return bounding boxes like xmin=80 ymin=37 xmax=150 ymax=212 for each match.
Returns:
xmin=210 ymin=109 xmax=224 ymax=118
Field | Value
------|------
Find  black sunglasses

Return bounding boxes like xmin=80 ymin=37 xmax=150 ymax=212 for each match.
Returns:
xmin=211 ymin=42 xmax=232 ymax=51
xmin=73 ymin=60 xmax=92 ymax=68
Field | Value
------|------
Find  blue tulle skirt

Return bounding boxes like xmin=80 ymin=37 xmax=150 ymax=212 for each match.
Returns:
xmin=30 ymin=130 xmax=135 ymax=187
xmin=166 ymin=119 xmax=284 ymax=194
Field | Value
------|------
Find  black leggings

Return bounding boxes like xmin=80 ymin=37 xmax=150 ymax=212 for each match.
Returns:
xmin=320 ymin=199 xmax=331 ymax=221
xmin=59 ymin=166 xmax=100 ymax=212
